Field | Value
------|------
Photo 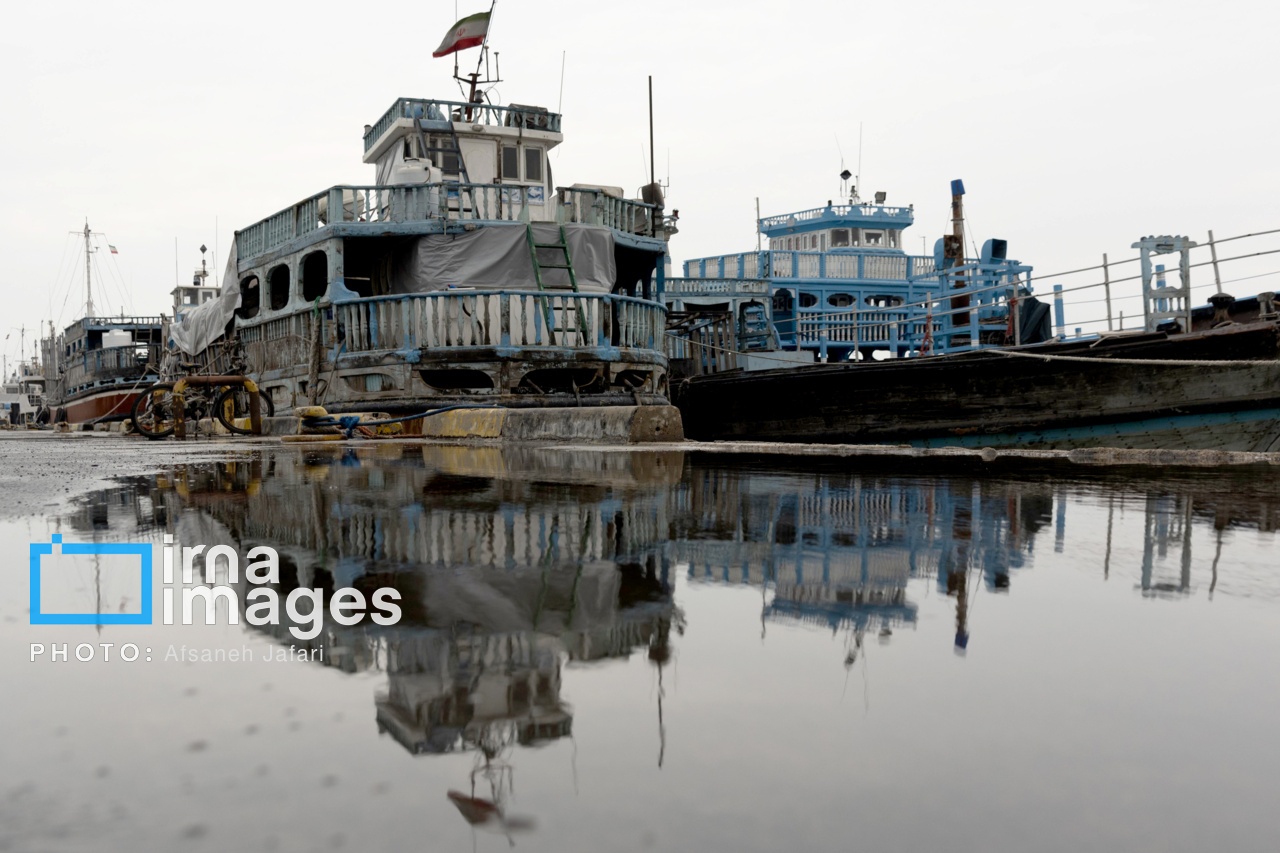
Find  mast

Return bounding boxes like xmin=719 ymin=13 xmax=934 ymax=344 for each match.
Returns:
xmin=83 ymin=219 xmax=95 ymax=317
xmin=945 ymin=181 xmax=968 ymax=335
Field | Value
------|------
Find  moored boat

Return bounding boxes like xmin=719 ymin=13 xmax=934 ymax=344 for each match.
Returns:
xmin=174 ymin=20 xmax=677 ymax=423
xmin=39 ymin=222 xmax=164 ymax=427
xmin=665 ymin=180 xmax=1280 ymax=451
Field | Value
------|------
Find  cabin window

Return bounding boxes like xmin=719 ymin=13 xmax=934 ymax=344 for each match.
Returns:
xmin=888 ymin=231 xmax=900 ymax=249
xmin=810 ymin=234 xmax=819 ymax=249
xmin=268 ymin=264 xmax=290 ymax=311
xmin=865 ymin=294 xmax=904 ymax=308
xmin=773 ymin=291 xmax=794 ymax=312
xmin=799 ymin=292 xmax=817 ymax=308
xmin=865 ymin=231 xmax=883 ymax=247
xmin=524 ymin=147 xmax=543 ymax=182
xmin=302 ymin=251 xmax=327 ymax=301
xmin=828 ymin=293 xmax=854 ymax=307
xmin=237 ymin=275 xmax=260 ymax=319
xmin=501 ymin=145 xmax=519 ymax=180
xmin=831 ymin=229 xmax=850 ymax=247
xmin=851 ymin=229 xmax=861 ymax=247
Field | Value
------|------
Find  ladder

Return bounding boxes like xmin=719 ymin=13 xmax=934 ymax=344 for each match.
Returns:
xmin=414 ymin=116 xmax=476 ymax=218
xmin=526 ymin=224 xmax=589 ymax=343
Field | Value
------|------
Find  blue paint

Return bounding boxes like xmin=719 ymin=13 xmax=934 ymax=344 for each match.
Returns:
xmin=329 ymin=278 xmax=361 ymax=303
xmin=672 ymin=180 xmax=1035 ymax=361
xmin=907 ymin=407 xmax=1280 ymax=450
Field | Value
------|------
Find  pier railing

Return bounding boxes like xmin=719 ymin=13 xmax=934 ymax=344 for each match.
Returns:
xmin=242 ymin=291 xmax=666 ymax=372
xmin=683 ymin=251 xmax=939 ymax=282
xmin=236 ymin=184 xmax=658 ymax=261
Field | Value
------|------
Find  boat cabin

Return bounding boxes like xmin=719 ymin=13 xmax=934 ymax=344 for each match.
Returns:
xmin=668 ymin=188 xmax=1035 ymax=364
xmin=223 ymin=94 xmax=674 ymax=414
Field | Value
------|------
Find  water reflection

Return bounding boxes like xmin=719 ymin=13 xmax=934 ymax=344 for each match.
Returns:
xmin=55 ymin=450 xmax=1280 ymax=848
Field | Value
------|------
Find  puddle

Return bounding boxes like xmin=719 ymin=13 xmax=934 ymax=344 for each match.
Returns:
xmin=3 ymin=445 xmax=1279 ymax=852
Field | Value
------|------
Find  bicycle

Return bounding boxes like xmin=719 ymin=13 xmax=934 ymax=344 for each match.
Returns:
xmin=131 ymin=341 xmax=275 ymax=440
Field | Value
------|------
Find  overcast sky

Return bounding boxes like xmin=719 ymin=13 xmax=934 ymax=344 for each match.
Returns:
xmin=3 ymin=0 xmax=1278 ymax=366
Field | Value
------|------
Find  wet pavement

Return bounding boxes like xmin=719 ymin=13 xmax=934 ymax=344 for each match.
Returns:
xmin=2 ymin=434 xmax=1279 ymax=852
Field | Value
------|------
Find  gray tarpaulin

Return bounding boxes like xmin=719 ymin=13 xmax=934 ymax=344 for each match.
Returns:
xmin=390 ymin=223 xmax=615 ymax=293
xmin=169 ymin=246 xmax=242 ymax=356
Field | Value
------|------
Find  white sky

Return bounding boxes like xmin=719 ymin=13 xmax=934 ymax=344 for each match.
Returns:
xmin=3 ymin=0 xmax=1278 ymax=366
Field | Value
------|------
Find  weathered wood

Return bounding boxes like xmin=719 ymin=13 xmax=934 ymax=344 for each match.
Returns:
xmin=675 ymin=321 xmax=1280 ymax=451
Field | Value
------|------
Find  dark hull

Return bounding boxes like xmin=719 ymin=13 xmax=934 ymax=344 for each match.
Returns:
xmin=675 ymin=322 xmax=1280 ymax=452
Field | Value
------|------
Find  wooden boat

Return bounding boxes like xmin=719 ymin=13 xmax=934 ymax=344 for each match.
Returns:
xmin=675 ymin=319 xmax=1280 ymax=450
xmin=665 ymin=177 xmax=1280 ymax=451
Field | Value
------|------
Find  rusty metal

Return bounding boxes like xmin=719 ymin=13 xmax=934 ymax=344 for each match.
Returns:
xmin=172 ymin=375 xmax=263 ymax=440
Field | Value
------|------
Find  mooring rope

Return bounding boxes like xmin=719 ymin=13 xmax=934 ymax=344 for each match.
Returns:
xmin=989 ymin=349 xmax=1279 ymax=367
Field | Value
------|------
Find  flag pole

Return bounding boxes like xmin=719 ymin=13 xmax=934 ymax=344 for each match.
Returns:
xmin=473 ymin=0 xmax=497 ymax=83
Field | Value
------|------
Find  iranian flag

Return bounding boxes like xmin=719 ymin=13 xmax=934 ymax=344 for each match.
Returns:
xmin=433 ymin=12 xmax=490 ymax=58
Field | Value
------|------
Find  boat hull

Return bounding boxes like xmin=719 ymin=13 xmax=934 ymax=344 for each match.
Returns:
xmin=675 ymin=322 xmax=1280 ymax=452
xmin=60 ymin=387 xmax=145 ymax=426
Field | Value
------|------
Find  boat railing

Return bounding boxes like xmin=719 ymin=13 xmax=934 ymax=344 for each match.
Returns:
xmin=63 ymin=342 xmax=161 ymax=390
xmin=662 ymin=278 xmax=770 ymax=297
xmin=556 ymin=188 xmax=657 ymax=238
xmin=243 ymin=291 xmax=666 ymax=372
xmin=683 ymin=251 xmax=939 ymax=282
xmin=237 ymin=184 xmax=658 ymax=261
xmin=759 ymin=204 xmax=914 ymax=229
xmin=778 ymin=265 xmax=1033 ymax=356
xmin=363 ymin=98 xmax=563 ymax=153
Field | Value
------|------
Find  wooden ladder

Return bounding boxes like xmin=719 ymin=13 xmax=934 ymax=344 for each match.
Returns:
xmin=526 ymin=224 xmax=589 ymax=343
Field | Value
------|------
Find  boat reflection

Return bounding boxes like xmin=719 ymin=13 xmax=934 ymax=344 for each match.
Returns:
xmin=671 ymin=467 xmax=1054 ymax=652
xmin=64 ymin=450 xmax=1280 ymax=751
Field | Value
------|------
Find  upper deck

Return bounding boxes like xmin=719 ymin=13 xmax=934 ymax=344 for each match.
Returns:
xmin=236 ymin=96 xmax=662 ymax=268
xmin=759 ymin=202 xmax=914 ymax=236
xmin=235 ymin=184 xmax=661 ymax=266
xmin=362 ymin=97 xmax=563 ymax=160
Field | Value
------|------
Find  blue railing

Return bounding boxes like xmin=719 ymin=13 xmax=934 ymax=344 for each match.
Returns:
xmin=364 ymin=98 xmax=562 ymax=153
xmin=237 ymin=184 xmax=657 ymax=262
xmin=682 ymin=251 xmax=939 ymax=282
xmin=759 ymin=204 xmax=914 ymax=231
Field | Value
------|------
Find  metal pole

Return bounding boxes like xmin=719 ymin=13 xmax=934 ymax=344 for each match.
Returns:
xmin=1102 ymin=253 xmax=1113 ymax=331
xmin=1208 ymin=229 xmax=1222 ymax=292
xmin=1052 ymin=284 xmax=1065 ymax=337
xmin=84 ymin=221 xmax=94 ymax=316
xmin=648 ymin=76 xmax=655 ymax=188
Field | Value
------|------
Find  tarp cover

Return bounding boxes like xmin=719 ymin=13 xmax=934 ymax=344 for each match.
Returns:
xmin=390 ymin=223 xmax=615 ymax=294
xmin=169 ymin=245 xmax=241 ymax=356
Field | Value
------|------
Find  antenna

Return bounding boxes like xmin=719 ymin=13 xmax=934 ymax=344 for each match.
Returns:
xmin=855 ymin=122 xmax=863 ymax=203
xmin=648 ymin=76 xmax=656 ymax=188
xmin=557 ymin=51 xmax=566 ymax=114
xmin=835 ymin=134 xmax=846 ymax=197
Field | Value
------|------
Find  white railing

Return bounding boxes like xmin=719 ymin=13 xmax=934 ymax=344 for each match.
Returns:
xmin=662 ymin=278 xmax=769 ymax=297
xmin=335 ymin=291 xmax=663 ymax=352
xmin=237 ymin=184 xmax=659 ymax=262
xmin=682 ymin=251 xmax=939 ymax=282
xmin=363 ymin=98 xmax=562 ymax=153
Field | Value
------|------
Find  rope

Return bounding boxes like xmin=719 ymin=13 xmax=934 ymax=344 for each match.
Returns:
xmin=666 ymin=329 xmax=1280 ymax=369
xmin=664 ymin=331 xmax=815 ymax=365
xmin=989 ymin=349 xmax=1279 ymax=367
